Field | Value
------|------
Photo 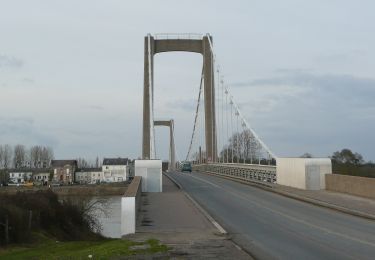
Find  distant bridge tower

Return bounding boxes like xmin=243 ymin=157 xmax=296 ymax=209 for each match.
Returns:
xmin=142 ymin=34 xmax=217 ymax=161
xmin=154 ymin=120 xmax=176 ymax=171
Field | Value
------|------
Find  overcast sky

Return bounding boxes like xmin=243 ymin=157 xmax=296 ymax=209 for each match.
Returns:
xmin=1 ymin=0 xmax=374 ymax=162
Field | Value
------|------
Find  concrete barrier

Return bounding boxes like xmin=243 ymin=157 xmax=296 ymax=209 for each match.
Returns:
xmin=121 ymin=176 xmax=142 ymax=236
xmin=326 ymin=174 xmax=375 ymax=199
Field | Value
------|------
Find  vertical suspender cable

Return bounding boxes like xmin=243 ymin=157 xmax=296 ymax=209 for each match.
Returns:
xmin=250 ymin=132 xmax=253 ymax=164
xmin=241 ymin=118 xmax=248 ymax=164
xmin=221 ymin=77 xmax=224 ymax=163
xmin=201 ymin=78 xmax=205 ymax=163
xmin=212 ymin=53 xmax=215 ymax=163
xmin=225 ymin=88 xmax=229 ymax=163
xmin=230 ymin=97 xmax=234 ymax=164
xmin=236 ymin=110 xmax=239 ymax=163
xmin=216 ymin=67 xmax=220 ymax=163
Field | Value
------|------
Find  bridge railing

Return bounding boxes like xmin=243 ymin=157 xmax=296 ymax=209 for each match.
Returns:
xmin=192 ymin=163 xmax=277 ymax=184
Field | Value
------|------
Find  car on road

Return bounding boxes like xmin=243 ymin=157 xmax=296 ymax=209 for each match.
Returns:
xmin=181 ymin=162 xmax=192 ymax=173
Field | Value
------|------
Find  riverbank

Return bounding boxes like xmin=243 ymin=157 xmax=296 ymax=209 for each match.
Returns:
xmin=0 ymin=182 xmax=129 ymax=196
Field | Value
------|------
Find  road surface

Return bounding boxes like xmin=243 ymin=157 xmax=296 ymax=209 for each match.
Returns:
xmin=168 ymin=171 xmax=375 ymax=260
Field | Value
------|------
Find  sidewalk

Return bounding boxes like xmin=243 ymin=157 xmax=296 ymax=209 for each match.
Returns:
xmin=124 ymin=175 xmax=252 ymax=259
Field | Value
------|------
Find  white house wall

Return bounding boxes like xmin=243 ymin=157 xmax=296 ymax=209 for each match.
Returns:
xmin=102 ymin=165 xmax=128 ymax=182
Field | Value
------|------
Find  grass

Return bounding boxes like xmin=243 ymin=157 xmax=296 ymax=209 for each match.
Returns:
xmin=0 ymin=234 xmax=169 ymax=260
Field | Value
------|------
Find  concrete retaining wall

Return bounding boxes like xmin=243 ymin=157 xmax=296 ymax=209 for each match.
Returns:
xmin=121 ymin=176 xmax=142 ymax=236
xmin=325 ymin=174 xmax=375 ymax=199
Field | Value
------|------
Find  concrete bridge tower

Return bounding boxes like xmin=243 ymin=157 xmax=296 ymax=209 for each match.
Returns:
xmin=154 ymin=120 xmax=176 ymax=171
xmin=142 ymin=34 xmax=217 ymax=162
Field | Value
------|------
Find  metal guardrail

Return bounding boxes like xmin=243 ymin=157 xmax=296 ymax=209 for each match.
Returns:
xmin=154 ymin=33 xmax=203 ymax=40
xmin=193 ymin=163 xmax=277 ymax=183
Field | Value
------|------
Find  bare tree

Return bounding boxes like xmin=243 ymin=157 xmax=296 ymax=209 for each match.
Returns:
xmin=41 ymin=146 xmax=54 ymax=168
xmin=29 ymin=146 xmax=54 ymax=168
xmin=220 ymin=130 xmax=262 ymax=163
xmin=77 ymin=158 xmax=89 ymax=168
xmin=13 ymin=144 xmax=26 ymax=168
xmin=242 ymin=130 xmax=261 ymax=163
xmin=2 ymin=145 xmax=12 ymax=169
xmin=0 ymin=146 xmax=4 ymax=169
xmin=30 ymin=145 xmax=42 ymax=168
xmin=95 ymin=156 xmax=100 ymax=168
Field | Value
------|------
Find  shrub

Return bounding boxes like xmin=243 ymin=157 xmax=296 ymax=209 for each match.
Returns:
xmin=0 ymin=190 xmax=102 ymax=246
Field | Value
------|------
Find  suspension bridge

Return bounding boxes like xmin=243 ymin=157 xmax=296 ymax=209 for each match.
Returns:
xmin=142 ymin=33 xmax=276 ymax=182
xmin=132 ymin=33 xmax=375 ymax=259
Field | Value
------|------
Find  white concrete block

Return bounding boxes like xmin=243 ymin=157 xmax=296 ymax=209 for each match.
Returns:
xmin=121 ymin=197 xmax=135 ymax=236
xmin=135 ymin=160 xmax=162 ymax=192
xmin=276 ymin=158 xmax=332 ymax=190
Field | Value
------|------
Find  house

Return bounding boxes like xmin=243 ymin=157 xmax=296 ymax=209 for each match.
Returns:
xmin=8 ymin=169 xmax=33 ymax=184
xmin=102 ymin=158 xmax=129 ymax=182
xmin=32 ymin=168 xmax=51 ymax=185
xmin=75 ymin=168 xmax=103 ymax=184
xmin=51 ymin=160 xmax=77 ymax=184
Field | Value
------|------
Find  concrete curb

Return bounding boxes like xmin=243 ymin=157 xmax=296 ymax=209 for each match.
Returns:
xmin=202 ymin=171 xmax=375 ymax=221
xmin=163 ymin=172 xmax=227 ymax=234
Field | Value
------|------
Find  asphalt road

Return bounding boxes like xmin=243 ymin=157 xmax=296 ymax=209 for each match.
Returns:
xmin=168 ymin=171 xmax=375 ymax=260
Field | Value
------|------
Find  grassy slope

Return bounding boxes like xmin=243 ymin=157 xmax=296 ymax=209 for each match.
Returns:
xmin=0 ymin=236 xmax=168 ymax=259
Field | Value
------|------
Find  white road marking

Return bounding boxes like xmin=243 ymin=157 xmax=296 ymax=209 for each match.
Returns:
xmin=184 ymin=192 xmax=227 ymax=234
xmin=168 ymin=173 xmax=227 ymax=234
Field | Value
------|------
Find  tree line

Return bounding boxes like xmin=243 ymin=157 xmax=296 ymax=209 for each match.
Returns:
xmin=0 ymin=144 xmax=54 ymax=169
xmin=0 ymin=144 xmax=103 ymax=170
xmin=301 ymin=149 xmax=375 ymax=178
xmin=76 ymin=156 xmax=102 ymax=169
xmin=191 ymin=129 xmax=274 ymax=165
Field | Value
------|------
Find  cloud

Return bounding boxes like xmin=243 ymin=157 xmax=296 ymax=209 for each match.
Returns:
xmin=165 ymin=99 xmax=196 ymax=112
xmin=0 ymin=55 xmax=24 ymax=68
xmin=0 ymin=117 xmax=58 ymax=147
xmin=230 ymin=72 xmax=375 ymax=106
xmin=87 ymin=105 xmax=104 ymax=110
xmin=21 ymin=78 xmax=35 ymax=84
xmin=225 ymin=71 xmax=375 ymax=160
xmin=0 ymin=117 xmax=34 ymax=135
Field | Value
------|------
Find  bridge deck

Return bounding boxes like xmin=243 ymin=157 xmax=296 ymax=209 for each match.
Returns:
xmin=168 ymin=171 xmax=375 ymax=259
